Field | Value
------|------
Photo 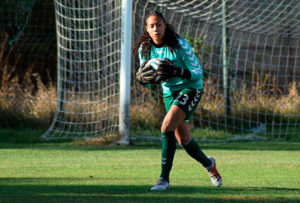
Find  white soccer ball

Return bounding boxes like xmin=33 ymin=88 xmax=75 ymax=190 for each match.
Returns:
xmin=145 ymin=58 xmax=164 ymax=83
xmin=146 ymin=58 xmax=164 ymax=84
xmin=146 ymin=58 xmax=164 ymax=70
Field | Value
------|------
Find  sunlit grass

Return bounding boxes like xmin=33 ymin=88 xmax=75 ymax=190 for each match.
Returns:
xmin=0 ymin=140 xmax=299 ymax=202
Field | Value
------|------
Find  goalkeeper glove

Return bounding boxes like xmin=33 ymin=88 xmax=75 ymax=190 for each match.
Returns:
xmin=157 ymin=58 xmax=191 ymax=80
xmin=136 ymin=60 xmax=156 ymax=85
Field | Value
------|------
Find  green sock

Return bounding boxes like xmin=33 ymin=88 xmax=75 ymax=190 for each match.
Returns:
xmin=183 ymin=138 xmax=211 ymax=167
xmin=160 ymin=131 xmax=176 ymax=182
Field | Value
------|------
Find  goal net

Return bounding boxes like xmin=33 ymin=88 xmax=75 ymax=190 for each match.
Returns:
xmin=40 ymin=0 xmax=299 ymax=141
xmin=41 ymin=0 xmax=122 ymax=140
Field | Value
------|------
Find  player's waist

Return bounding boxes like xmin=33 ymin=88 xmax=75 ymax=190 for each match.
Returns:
xmin=162 ymin=79 xmax=203 ymax=94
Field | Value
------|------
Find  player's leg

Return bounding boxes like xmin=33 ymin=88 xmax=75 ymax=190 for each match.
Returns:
xmin=174 ymin=115 xmax=190 ymax=145
xmin=151 ymin=88 xmax=222 ymax=190
xmin=173 ymin=88 xmax=222 ymax=187
xmin=175 ymin=121 xmax=211 ymax=167
xmin=151 ymin=104 xmax=186 ymax=191
xmin=175 ymin=121 xmax=222 ymax=186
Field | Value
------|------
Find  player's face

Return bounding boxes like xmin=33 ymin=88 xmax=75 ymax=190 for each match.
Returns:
xmin=146 ymin=15 xmax=166 ymax=45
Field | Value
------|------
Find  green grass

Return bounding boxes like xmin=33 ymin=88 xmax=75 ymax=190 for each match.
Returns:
xmin=0 ymin=137 xmax=300 ymax=203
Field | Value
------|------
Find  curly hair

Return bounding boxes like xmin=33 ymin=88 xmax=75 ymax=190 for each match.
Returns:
xmin=132 ymin=11 xmax=180 ymax=60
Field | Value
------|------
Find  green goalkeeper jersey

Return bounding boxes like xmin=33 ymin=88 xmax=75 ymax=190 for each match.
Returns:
xmin=138 ymin=37 xmax=203 ymax=96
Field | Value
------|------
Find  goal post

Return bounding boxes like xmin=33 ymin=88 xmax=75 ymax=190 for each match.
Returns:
xmin=119 ymin=0 xmax=133 ymax=145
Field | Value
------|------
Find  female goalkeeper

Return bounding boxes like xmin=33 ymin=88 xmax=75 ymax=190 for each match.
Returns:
xmin=132 ymin=10 xmax=222 ymax=191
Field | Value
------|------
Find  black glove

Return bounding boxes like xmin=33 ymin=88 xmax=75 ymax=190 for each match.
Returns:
xmin=156 ymin=58 xmax=191 ymax=80
xmin=136 ymin=61 xmax=156 ymax=85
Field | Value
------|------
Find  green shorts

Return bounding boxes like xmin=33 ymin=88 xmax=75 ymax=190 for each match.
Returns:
xmin=163 ymin=88 xmax=203 ymax=121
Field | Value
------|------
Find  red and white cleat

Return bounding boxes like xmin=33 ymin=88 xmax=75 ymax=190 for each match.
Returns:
xmin=205 ymin=157 xmax=222 ymax=187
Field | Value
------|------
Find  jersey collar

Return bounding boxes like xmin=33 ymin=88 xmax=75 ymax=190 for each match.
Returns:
xmin=151 ymin=40 xmax=165 ymax=48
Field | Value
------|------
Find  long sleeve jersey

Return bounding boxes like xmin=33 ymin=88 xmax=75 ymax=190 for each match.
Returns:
xmin=138 ymin=37 xmax=203 ymax=96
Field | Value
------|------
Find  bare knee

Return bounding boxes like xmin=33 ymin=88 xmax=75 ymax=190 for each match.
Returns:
xmin=175 ymin=122 xmax=191 ymax=146
xmin=161 ymin=106 xmax=186 ymax=133
xmin=161 ymin=118 xmax=176 ymax=132
xmin=176 ymin=136 xmax=190 ymax=146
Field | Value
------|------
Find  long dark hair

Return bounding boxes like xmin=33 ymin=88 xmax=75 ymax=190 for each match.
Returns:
xmin=132 ymin=11 xmax=180 ymax=59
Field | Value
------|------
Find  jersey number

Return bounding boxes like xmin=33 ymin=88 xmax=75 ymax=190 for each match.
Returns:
xmin=175 ymin=93 xmax=189 ymax=105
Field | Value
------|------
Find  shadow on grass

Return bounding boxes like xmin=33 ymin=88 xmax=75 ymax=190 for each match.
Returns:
xmin=1 ymin=128 xmax=300 ymax=151
xmin=0 ymin=141 xmax=300 ymax=152
xmin=1 ymin=178 xmax=299 ymax=203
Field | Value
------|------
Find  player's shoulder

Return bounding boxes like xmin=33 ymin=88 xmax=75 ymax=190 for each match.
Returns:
xmin=177 ymin=37 xmax=191 ymax=47
xmin=176 ymin=37 xmax=192 ymax=53
xmin=176 ymin=37 xmax=192 ymax=54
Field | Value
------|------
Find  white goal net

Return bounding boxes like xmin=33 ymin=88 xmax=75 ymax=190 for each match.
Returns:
xmin=41 ymin=0 xmax=300 ymax=141
xmin=42 ymin=0 xmax=122 ymax=140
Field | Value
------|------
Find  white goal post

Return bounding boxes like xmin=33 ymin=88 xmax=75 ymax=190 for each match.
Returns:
xmin=119 ymin=0 xmax=132 ymax=145
xmin=42 ymin=0 xmax=300 ymax=142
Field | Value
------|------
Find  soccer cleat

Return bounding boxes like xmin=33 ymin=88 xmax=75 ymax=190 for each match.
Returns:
xmin=151 ymin=177 xmax=170 ymax=191
xmin=205 ymin=157 xmax=222 ymax=187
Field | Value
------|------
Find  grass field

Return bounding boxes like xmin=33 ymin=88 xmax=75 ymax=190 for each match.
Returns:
xmin=0 ymin=132 xmax=300 ymax=202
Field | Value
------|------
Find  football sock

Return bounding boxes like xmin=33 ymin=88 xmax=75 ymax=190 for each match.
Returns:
xmin=183 ymin=138 xmax=211 ymax=167
xmin=160 ymin=131 xmax=176 ymax=182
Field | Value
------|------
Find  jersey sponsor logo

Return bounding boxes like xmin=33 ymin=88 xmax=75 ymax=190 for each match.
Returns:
xmin=156 ymin=49 xmax=164 ymax=54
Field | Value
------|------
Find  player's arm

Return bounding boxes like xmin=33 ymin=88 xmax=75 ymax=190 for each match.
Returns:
xmin=178 ymin=38 xmax=203 ymax=80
